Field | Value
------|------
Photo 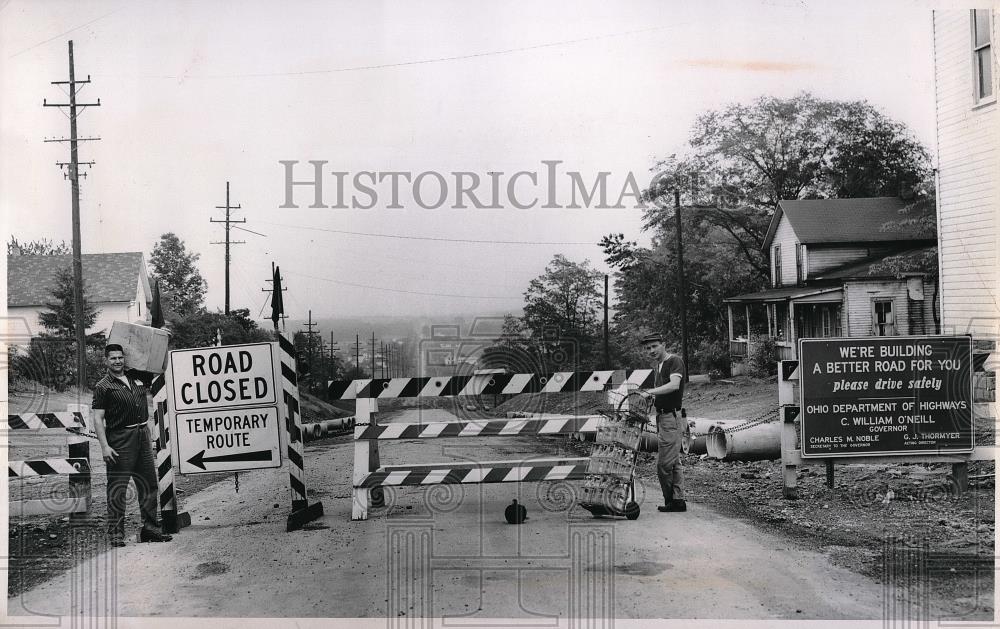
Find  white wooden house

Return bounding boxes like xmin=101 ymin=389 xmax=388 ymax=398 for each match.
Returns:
xmin=933 ymin=9 xmax=999 ymax=341
xmin=7 ymin=252 xmax=152 ymax=343
xmin=724 ymin=197 xmax=937 ymax=372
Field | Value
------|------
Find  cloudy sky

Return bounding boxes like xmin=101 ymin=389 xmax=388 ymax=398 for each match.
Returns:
xmin=2 ymin=0 xmax=945 ymax=322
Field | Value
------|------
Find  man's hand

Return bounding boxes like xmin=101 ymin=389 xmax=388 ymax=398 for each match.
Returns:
xmin=102 ymin=445 xmax=118 ymax=465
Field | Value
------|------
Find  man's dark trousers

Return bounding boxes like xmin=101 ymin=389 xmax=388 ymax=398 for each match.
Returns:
xmin=105 ymin=426 xmax=158 ymax=536
xmin=656 ymin=411 xmax=685 ymax=504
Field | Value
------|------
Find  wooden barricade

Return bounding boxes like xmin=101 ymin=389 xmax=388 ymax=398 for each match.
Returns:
xmin=778 ymin=355 xmax=996 ymax=499
xmin=7 ymin=412 xmax=92 ymax=519
xmin=329 ymin=369 xmax=655 ymax=520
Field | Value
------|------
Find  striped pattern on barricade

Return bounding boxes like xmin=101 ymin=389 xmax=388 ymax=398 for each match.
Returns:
xmin=278 ymin=333 xmax=308 ymax=508
xmin=6 ymin=412 xmax=87 ymax=431
xmin=356 ymin=457 xmax=590 ymax=488
xmin=150 ymin=374 xmax=184 ymax=532
xmin=355 ymin=415 xmax=604 ymax=441
xmin=329 ymin=369 xmax=653 ymax=400
xmin=9 ymin=458 xmax=90 ymax=478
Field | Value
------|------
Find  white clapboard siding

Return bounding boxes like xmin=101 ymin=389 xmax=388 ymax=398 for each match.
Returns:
xmin=771 ymin=216 xmax=798 ymax=286
xmin=844 ymin=281 xmax=913 ymax=337
xmin=807 ymin=245 xmax=899 ymax=277
xmin=933 ymin=10 xmax=1000 ymax=337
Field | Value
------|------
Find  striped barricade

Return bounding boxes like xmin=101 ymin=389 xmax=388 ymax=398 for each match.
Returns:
xmin=278 ymin=333 xmax=324 ymax=530
xmin=7 ymin=413 xmax=92 ymax=520
xmin=8 ymin=457 xmax=91 ymax=518
xmin=150 ymin=374 xmax=192 ymax=533
xmin=330 ymin=369 xmax=654 ymax=520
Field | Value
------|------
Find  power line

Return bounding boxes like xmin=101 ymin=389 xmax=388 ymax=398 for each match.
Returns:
xmin=258 ymin=221 xmax=595 ymax=245
xmin=281 ymin=269 xmax=520 ymax=300
xmin=99 ymin=24 xmax=678 ymax=80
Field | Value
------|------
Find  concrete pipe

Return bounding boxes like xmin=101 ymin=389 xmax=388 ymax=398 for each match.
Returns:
xmin=706 ymin=422 xmax=781 ymax=461
xmin=686 ymin=419 xmax=744 ymax=455
xmin=311 ymin=423 xmax=324 ymax=441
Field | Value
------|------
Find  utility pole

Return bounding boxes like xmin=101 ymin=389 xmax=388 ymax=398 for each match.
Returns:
xmin=44 ymin=40 xmax=100 ymax=390
xmin=603 ymin=274 xmax=610 ymax=370
xmin=370 ymin=332 xmax=377 ymax=378
xmin=328 ymin=331 xmax=339 ymax=381
xmin=262 ymin=261 xmax=288 ymax=331
xmin=356 ymin=334 xmax=361 ymax=376
xmin=211 ymin=181 xmax=245 ymax=314
xmin=303 ymin=310 xmax=319 ymax=391
xmin=674 ymin=189 xmax=689 ymax=382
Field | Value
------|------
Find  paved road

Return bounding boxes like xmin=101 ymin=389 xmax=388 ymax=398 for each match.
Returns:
xmin=9 ymin=410 xmax=906 ymax=621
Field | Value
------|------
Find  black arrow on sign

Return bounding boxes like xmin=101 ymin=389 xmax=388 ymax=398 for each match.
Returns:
xmin=187 ymin=449 xmax=273 ymax=471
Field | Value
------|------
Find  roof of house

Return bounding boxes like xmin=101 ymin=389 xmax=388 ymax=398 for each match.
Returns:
xmin=811 ymin=245 xmax=937 ymax=280
xmin=724 ymin=286 xmax=843 ymax=303
xmin=762 ymin=197 xmax=936 ymax=250
xmin=8 ymin=252 xmax=149 ymax=307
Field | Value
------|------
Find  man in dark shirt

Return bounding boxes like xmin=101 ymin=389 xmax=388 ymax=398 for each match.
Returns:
xmin=92 ymin=344 xmax=172 ymax=546
xmin=640 ymin=333 xmax=687 ymax=512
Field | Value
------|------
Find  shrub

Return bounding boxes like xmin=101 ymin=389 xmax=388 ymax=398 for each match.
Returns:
xmin=747 ymin=335 xmax=778 ymax=377
xmin=692 ymin=339 xmax=731 ymax=377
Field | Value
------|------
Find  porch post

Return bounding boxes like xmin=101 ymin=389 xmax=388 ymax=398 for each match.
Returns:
xmin=745 ymin=304 xmax=751 ymax=338
xmin=727 ymin=304 xmax=734 ymax=341
xmin=789 ymin=301 xmax=797 ymax=358
xmin=766 ymin=303 xmax=773 ymax=337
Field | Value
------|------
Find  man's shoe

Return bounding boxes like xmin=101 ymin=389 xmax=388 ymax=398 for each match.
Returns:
xmin=657 ymin=504 xmax=672 ymax=512
xmin=664 ymin=500 xmax=687 ymax=512
xmin=109 ymin=536 xmax=126 ymax=548
xmin=139 ymin=528 xmax=173 ymax=543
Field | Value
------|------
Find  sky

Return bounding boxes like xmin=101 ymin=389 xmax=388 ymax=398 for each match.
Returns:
xmin=1 ymin=0 xmax=947 ymax=324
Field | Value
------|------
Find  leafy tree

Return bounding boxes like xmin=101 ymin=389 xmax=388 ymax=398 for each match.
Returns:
xmin=519 ymin=255 xmax=604 ymax=370
xmin=7 ymin=236 xmax=71 ymax=255
xmin=149 ymin=233 xmax=207 ymax=316
xmin=167 ymin=309 xmax=273 ymax=350
xmin=649 ymin=93 xmax=932 ymax=280
xmin=608 ymin=93 xmax=932 ymax=373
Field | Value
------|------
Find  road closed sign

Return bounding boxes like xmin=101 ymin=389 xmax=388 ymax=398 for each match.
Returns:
xmin=169 ymin=343 xmax=276 ymax=413
xmin=168 ymin=342 xmax=283 ymax=474
xmin=176 ymin=406 xmax=282 ymax=474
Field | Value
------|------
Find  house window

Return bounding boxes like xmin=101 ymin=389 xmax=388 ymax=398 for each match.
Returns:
xmin=973 ymin=9 xmax=994 ymax=102
xmin=795 ymin=243 xmax=803 ymax=284
xmin=773 ymin=245 xmax=782 ymax=287
xmin=873 ymin=299 xmax=896 ymax=336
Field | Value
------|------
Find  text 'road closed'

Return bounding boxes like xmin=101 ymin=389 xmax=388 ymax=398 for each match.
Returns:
xmin=169 ymin=343 xmax=276 ymax=413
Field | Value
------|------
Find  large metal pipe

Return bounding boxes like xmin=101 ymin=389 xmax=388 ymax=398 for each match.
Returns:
xmin=706 ymin=422 xmax=781 ymax=461
xmin=638 ymin=417 xmax=740 ymax=453
xmin=685 ymin=418 xmax=745 ymax=455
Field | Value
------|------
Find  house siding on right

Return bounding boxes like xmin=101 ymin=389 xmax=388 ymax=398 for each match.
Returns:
xmin=933 ymin=10 xmax=1000 ymax=337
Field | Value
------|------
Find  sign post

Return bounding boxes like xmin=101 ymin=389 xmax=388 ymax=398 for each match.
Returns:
xmin=799 ymin=336 xmax=973 ymax=457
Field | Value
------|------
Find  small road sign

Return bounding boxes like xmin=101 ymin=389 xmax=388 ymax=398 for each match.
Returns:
xmin=176 ymin=405 xmax=282 ymax=474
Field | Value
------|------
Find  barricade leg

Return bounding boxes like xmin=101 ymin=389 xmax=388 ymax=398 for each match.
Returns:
xmin=149 ymin=378 xmax=190 ymax=533
xmin=352 ymin=397 xmax=382 ymax=520
xmin=279 ymin=333 xmax=324 ymax=530
xmin=67 ymin=435 xmax=91 ymax=523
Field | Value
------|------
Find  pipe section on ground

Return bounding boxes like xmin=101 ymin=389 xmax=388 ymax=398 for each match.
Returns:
xmin=706 ymin=422 xmax=781 ymax=461
xmin=685 ymin=419 xmax=745 ymax=455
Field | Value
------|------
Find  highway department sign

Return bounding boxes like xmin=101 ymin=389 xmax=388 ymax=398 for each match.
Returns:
xmin=799 ymin=336 xmax=973 ymax=457
xmin=175 ymin=406 xmax=282 ymax=474
xmin=168 ymin=343 xmax=283 ymax=474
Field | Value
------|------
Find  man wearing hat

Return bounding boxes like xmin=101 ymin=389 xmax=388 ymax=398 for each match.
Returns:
xmin=640 ymin=332 xmax=687 ymax=512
